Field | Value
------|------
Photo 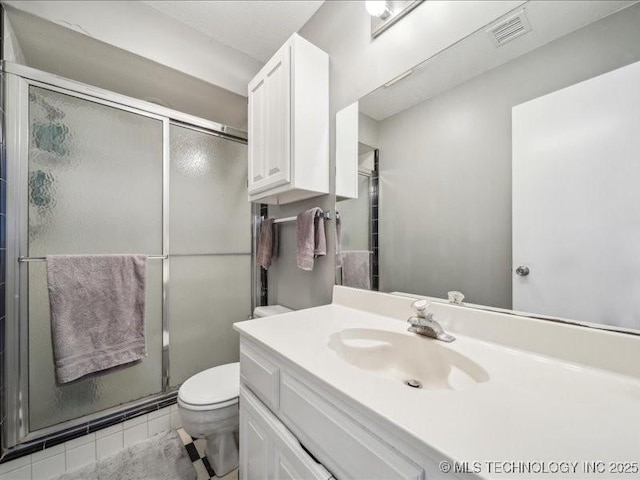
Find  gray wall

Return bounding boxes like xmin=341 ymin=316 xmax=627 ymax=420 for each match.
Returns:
xmin=377 ymin=3 xmax=640 ymax=308
xmin=359 ymin=113 xmax=379 ymax=149
xmin=267 ymin=196 xmax=336 ymax=310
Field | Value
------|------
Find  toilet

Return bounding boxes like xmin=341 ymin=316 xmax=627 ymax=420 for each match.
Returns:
xmin=177 ymin=305 xmax=293 ymax=476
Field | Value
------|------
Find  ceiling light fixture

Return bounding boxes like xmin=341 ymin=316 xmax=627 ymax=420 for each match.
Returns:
xmin=368 ymin=1 xmax=424 ymax=38
xmin=366 ymin=1 xmax=392 ymax=19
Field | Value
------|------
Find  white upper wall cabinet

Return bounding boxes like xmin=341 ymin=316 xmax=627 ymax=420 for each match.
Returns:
xmin=335 ymin=101 xmax=359 ymax=200
xmin=248 ymin=33 xmax=329 ymax=204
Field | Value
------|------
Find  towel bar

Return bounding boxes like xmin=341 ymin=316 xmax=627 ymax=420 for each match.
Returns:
xmin=18 ymin=255 xmax=168 ymax=263
xmin=264 ymin=211 xmax=333 ymax=224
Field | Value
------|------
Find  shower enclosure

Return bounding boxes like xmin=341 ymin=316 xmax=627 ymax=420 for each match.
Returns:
xmin=4 ymin=64 xmax=254 ymax=450
xmin=336 ymin=153 xmax=379 ymax=291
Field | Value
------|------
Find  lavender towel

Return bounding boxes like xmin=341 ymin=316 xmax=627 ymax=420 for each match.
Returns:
xmin=257 ymin=217 xmax=278 ymax=270
xmin=46 ymin=254 xmax=148 ymax=384
xmin=335 ymin=213 xmax=343 ymax=268
xmin=341 ymin=250 xmax=371 ymax=290
xmin=296 ymin=208 xmax=327 ymax=271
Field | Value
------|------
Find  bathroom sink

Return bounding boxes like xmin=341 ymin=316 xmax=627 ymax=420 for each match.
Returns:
xmin=328 ymin=328 xmax=489 ymax=391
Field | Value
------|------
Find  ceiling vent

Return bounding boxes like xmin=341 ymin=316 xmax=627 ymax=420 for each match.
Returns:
xmin=487 ymin=9 xmax=532 ymax=47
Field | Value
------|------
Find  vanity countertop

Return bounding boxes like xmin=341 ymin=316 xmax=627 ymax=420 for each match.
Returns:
xmin=234 ymin=289 xmax=640 ymax=479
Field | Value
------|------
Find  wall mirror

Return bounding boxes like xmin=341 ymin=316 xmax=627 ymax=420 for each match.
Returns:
xmin=335 ymin=0 xmax=640 ymax=334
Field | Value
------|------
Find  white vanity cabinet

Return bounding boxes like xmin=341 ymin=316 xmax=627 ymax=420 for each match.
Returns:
xmin=247 ymin=33 xmax=329 ymax=205
xmin=238 ymin=339 xmax=426 ymax=480
xmin=236 ymin=286 xmax=640 ymax=480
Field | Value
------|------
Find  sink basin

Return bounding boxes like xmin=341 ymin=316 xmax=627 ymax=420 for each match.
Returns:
xmin=328 ymin=328 xmax=489 ymax=391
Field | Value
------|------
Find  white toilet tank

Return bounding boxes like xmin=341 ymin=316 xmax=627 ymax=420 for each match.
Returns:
xmin=252 ymin=305 xmax=293 ymax=318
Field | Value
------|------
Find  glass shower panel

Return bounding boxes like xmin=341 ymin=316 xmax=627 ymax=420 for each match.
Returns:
xmin=28 ymin=263 xmax=163 ymax=430
xmin=28 ymin=87 xmax=163 ymax=430
xmin=169 ymin=256 xmax=251 ymax=385
xmin=169 ymin=125 xmax=251 ymax=386
xmin=169 ymin=126 xmax=250 ymax=254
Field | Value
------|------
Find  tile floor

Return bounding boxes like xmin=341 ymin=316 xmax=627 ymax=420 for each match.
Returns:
xmin=177 ymin=428 xmax=238 ymax=480
xmin=0 ymin=415 xmax=239 ymax=480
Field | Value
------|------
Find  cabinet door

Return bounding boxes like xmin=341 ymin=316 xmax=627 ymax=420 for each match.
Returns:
xmin=240 ymin=386 xmax=332 ymax=480
xmin=274 ymin=445 xmax=331 ymax=480
xmin=240 ymin=394 xmax=271 ymax=480
xmin=248 ymin=44 xmax=291 ymax=195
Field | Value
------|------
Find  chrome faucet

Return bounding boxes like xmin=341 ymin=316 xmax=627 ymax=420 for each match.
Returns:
xmin=407 ymin=299 xmax=455 ymax=343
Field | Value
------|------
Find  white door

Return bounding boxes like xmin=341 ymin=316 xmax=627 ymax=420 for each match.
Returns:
xmin=248 ymin=44 xmax=291 ymax=194
xmin=513 ymin=60 xmax=640 ymax=329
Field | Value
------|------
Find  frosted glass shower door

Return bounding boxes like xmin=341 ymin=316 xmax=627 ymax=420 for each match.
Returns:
xmin=169 ymin=125 xmax=251 ymax=386
xmin=27 ymin=87 xmax=164 ymax=430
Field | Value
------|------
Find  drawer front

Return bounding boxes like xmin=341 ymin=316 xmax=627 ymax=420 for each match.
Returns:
xmin=280 ymin=373 xmax=425 ymax=480
xmin=241 ymin=385 xmax=333 ymax=480
xmin=240 ymin=342 xmax=280 ymax=410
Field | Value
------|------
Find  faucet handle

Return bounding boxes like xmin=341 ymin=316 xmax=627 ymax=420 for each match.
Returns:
xmin=411 ymin=299 xmax=432 ymax=319
xmin=447 ymin=291 xmax=465 ymax=305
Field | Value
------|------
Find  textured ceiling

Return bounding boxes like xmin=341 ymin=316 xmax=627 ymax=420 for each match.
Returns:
xmin=145 ymin=0 xmax=324 ymax=62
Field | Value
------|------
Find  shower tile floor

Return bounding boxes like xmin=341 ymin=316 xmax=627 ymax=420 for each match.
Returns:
xmin=177 ymin=428 xmax=238 ymax=480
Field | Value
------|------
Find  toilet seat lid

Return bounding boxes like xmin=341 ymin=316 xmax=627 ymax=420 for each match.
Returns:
xmin=178 ymin=362 xmax=239 ymax=407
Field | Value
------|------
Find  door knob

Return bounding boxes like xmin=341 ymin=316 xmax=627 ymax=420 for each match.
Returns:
xmin=515 ymin=265 xmax=530 ymax=276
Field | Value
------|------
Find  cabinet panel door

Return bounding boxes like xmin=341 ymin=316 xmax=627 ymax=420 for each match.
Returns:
xmin=274 ymin=446 xmax=331 ymax=480
xmin=264 ymin=45 xmax=291 ymax=189
xmin=241 ymin=386 xmax=332 ymax=480
xmin=248 ymin=44 xmax=291 ymax=194
xmin=248 ymin=77 xmax=267 ymax=191
xmin=240 ymin=395 xmax=271 ymax=480
xmin=274 ymin=453 xmax=312 ymax=480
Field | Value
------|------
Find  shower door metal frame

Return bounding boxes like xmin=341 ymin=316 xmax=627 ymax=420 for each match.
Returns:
xmin=3 ymin=61 xmax=252 ymax=451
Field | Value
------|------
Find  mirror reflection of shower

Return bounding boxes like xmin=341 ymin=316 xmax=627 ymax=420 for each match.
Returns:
xmin=337 ymin=148 xmax=379 ymax=291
